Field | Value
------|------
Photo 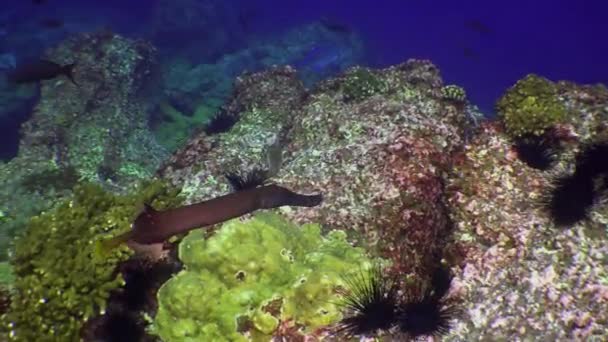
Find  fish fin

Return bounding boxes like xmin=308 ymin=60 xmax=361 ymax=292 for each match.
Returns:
xmin=63 ymin=63 xmax=78 ymax=85
xmin=143 ymin=203 xmax=156 ymax=213
xmin=94 ymin=230 xmax=133 ymax=258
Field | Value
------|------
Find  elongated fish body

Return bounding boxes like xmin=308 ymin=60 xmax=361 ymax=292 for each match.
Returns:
xmin=97 ymin=184 xmax=323 ymax=253
xmin=130 ymin=184 xmax=323 ymax=244
xmin=8 ymin=60 xmax=77 ymax=85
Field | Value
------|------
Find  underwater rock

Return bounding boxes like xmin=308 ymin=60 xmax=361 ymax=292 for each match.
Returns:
xmin=272 ymin=60 xmax=468 ymax=279
xmin=155 ymin=59 xmax=608 ymax=340
xmin=496 ymin=74 xmax=570 ymax=138
xmin=154 ymin=21 xmax=363 ymax=151
xmin=443 ymin=80 xmax=608 ymax=339
xmin=18 ymin=30 xmax=166 ymax=186
xmin=0 ymin=30 xmax=166 ymax=261
xmin=157 ymin=65 xmax=306 ymax=198
xmin=159 ymin=59 xmax=470 ymax=293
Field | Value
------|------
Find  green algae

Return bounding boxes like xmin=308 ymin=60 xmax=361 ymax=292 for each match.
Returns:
xmin=152 ymin=212 xmax=375 ymax=341
xmin=496 ymin=74 xmax=571 ymax=138
xmin=441 ymin=84 xmax=467 ymax=104
xmin=1 ymin=180 xmax=182 ymax=342
xmin=342 ymin=67 xmax=388 ymax=102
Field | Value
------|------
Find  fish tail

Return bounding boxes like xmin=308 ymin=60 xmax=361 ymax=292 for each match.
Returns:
xmin=63 ymin=63 xmax=77 ymax=85
xmin=94 ymin=230 xmax=133 ymax=258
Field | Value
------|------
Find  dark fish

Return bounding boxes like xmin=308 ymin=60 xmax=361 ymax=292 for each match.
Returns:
xmin=462 ymin=46 xmax=478 ymax=59
xmin=237 ymin=6 xmax=257 ymax=33
xmin=319 ymin=17 xmax=353 ymax=35
xmin=98 ymin=184 xmax=323 ymax=249
xmin=464 ymin=19 xmax=493 ymax=35
xmin=40 ymin=18 xmax=64 ymax=29
xmin=32 ymin=0 xmax=46 ymax=4
xmin=8 ymin=60 xmax=77 ymax=85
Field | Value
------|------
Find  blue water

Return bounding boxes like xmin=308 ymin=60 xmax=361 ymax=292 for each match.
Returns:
xmin=0 ymin=0 xmax=606 ymax=151
xmin=246 ymin=0 xmax=608 ymax=114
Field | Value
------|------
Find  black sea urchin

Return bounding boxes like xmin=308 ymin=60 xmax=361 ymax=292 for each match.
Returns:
xmin=397 ymin=292 xmax=456 ymax=339
xmin=543 ymin=142 xmax=608 ymax=227
xmin=397 ymin=267 xmax=457 ymax=339
xmin=224 ymin=168 xmax=269 ymax=192
xmin=545 ymin=173 xmax=596 ymax=227
xmin=513 ymin=134 xmax=560 ymax=170
xmin=336 ymin=264 xmax=401 ymax=337
xmin=574 ymin=142 xmax=608 ymax=178
xmin=204 ymin=110 xmax=238 ymax=135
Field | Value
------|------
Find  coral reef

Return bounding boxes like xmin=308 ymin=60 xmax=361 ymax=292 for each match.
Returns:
xmin=151 ymin=212 xmax=374 ymax=341
xmin=1 ymin=180 xmax=182 ymax=342
xmin=150 ymin=98 xmax=220 ymax=151
xmin=81 ymin=255 xmax=183 ymax=342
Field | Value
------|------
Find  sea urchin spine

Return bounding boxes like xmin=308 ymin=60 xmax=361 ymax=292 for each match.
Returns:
xmin=336 ymin=263 xmax=401 ymax=337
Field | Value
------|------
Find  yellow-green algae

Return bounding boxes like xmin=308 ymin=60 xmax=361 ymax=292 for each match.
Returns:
xmin=496 ymin=74 xmax=570 ymax=138
xmin=441 ymin=84 xmax=467 ymax=103
xmin=2 ymin=180 xmax=182 ymax=342
xmin=152 ymin=212 xmax=376 ymax=342
xmin=0 ymin=262 xmax=13 ymax=286
xmin=342 ymin=67 xmax=388 ymax=102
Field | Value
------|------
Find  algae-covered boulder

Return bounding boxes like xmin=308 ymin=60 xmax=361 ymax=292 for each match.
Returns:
xmin=496 ymin=74 xmax=571 ymax=138
xmin=0 ymin=30 xmax=167 ymax=261
xmin=18 ymin=30 xmax=165 ymax=186
xmin=158 ymin=60 xmax=474 ymax=285
xmin=152 ymin=212 xmax=375 ymax=341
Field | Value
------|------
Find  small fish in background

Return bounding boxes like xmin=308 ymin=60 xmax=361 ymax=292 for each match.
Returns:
xmin=295 ymin=42 xmax=345 ymax=73
xmin=319 ymin=17 xmax=353 ymax=35
xmin=32 ymin=0 xmax=47 ymax=4
xmin=7 ymin=60 xmax=77 ymax=85
xmin=464 ymin=19 xmax=493 ymax=35
xmin=237 ymin=6 xmax=257 ymax=34
xmin=39 ymin=18 xmax=64 ymax=29
xmin=462 ymin=46 xmax=479 ymax=60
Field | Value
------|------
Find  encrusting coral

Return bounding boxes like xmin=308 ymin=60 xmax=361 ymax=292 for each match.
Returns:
xmin=151 ymin=212 xmax=377 ymax=341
